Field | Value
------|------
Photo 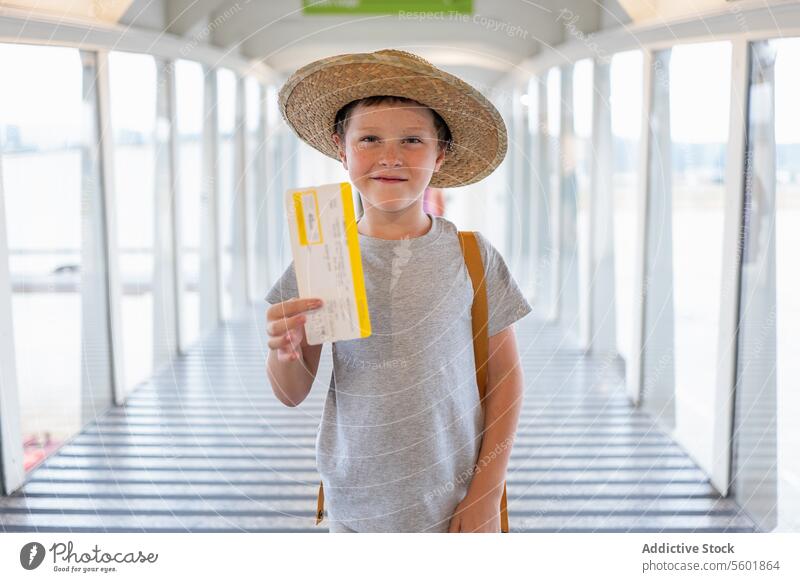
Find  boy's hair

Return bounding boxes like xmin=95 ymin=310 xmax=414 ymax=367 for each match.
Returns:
xmin=333 ymin=95 xmax=453 ymax=153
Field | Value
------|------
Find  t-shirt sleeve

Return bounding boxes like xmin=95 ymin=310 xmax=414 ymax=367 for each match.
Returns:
xmin=473 ymin=231 xmax=533 ymax=337
xmin=264 ymin=261 xmax=299 ymax=305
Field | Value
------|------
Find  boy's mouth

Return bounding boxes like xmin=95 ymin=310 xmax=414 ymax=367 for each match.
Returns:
xmin=371 ymin=176 xmax=408 ymax=183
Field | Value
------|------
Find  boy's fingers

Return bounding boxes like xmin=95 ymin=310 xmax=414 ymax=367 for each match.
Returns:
xmin=267 ymin=298 xmax=323 ymax=322
xmin=267 ymin=333 xmax=293 ymax=351
xmin=273 ymin=337 xmax=300 ymax=360
xmin=267 ymin=313 xmax=307 ymax=338
xmin=268 ymin=328 xmax=304 ymax=352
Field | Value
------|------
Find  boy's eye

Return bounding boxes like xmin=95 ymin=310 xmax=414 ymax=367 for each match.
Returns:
xmin=356 ymin=136 xmax=425 ymax=145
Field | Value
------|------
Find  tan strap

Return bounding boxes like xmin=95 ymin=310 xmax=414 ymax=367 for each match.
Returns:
xmin=500 ymin=482 xmax=509 ymax=532
xmin=457 ymin=231 xmax=489 ymax=405
xmin=315 ymin=480 xmax=324 ymax=525
xmin=458 ymin=231 xmax=510 ymax=533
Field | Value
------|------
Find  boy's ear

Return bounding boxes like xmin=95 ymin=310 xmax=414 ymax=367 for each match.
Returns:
xmin=331 ymin=133 xmax=348 ymax=170
xmin=433 ymin=143 xmax=446 ymax=173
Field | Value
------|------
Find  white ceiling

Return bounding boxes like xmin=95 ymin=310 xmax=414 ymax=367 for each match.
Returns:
xmin=114 ymin=0 xmax=631 ymax=86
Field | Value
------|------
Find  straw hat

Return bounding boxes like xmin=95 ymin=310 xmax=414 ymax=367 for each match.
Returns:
xmin=278 ymin=49 xmax=507 ymax=188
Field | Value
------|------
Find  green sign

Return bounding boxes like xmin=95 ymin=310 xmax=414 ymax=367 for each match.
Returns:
xmin=302 ymin=0 xmax=473 ymax=15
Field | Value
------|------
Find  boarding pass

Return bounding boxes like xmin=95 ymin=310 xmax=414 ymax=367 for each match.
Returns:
xmin=284 ymin=182 xmax=371 ymax=345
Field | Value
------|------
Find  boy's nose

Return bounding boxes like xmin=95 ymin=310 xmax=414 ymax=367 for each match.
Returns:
xmin=378 ymin=140 xmax=402 ymax=166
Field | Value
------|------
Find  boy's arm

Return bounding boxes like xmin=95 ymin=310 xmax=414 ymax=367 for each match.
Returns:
xmin=449 ymin=324 xmax=523 ymax=531
xmin=266 ymin=338 xmax=322 ymax=407
xmin=265 ymin=300 xmax=324 ymax=407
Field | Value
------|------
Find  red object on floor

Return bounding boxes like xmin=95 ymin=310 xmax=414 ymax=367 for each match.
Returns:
xmin=22 ymin=434 xmax=62 ymax=472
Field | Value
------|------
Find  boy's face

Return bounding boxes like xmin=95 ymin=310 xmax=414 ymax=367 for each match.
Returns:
xmin=331 ymin=101 xmax=446 ymax=214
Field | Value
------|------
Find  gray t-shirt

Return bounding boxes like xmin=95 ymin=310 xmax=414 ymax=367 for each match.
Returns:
xmin=265 ymin=214 xmax=532 ymax=532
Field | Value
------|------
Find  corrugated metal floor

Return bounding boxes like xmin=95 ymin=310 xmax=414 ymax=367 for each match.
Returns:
xmin=0 ymin=306 xmax=757 ymax=533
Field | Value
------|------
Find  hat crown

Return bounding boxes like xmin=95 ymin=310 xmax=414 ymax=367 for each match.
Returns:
xmin=373 ymin=49 xmax=436 ymax=69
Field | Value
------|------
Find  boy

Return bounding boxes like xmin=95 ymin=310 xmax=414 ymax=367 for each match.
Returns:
xmin=265 ymin=49 xmax=532 ymax=533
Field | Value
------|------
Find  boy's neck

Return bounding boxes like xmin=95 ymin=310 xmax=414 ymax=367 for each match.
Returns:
xmin=357 ymin=201 xmax=433 ymax=240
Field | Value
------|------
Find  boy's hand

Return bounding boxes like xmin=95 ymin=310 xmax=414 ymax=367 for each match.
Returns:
xmin=448 ymin=493 xmax=501 ymax=533
xmin=266 ymin=298 xmax=323 ymax=362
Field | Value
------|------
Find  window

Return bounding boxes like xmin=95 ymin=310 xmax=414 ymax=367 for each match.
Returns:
xmin=108 ymin=50 xmax=157 ymax=395
xmin=610 ymin=50 xmax=643 ymax=385
xmin=217 ymin=67 xmax=237 ymax=321
xmin=0 ymin=44 xmax=112 ymax=471
xmin=668 ymin=41 xmax=731 ymax=472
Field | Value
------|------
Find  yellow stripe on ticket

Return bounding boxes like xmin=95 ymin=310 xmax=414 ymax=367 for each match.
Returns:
xmin=339 ymin=182 xmax=371 ymax=338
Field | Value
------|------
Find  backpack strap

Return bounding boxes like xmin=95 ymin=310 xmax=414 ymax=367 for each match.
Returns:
xmin=458 ymin=231 xmax=510 ymax=533
xmin=315 ymin=480 xmax=324 ymax=525
xmin=457 ymin=231 xmax=489 ymax=404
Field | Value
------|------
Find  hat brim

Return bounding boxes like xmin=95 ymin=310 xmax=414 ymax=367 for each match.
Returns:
xmin=278 ymin=51 xmax=507 ymax=189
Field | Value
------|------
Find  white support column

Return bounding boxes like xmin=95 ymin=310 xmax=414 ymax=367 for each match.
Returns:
xmin=267 ymin=128 xmax=284 ymax=282
xmin=152 ymin=58 xmax=180 ymax=367
xmin=0 ymin=148 xmax=25 ymax=495
xmin=508 ymin=85 xmax=525 ymax=271
xmin=518 ymin=84 xmax=533 ymax=295
xmin=548 ymin=72 xmax=562 ymax=323
xmin=641 ymin=49 xmax=676 ymax=429
xmin=169 ymin=61 xmax=186 ymax=355
xmin=231 ymin=75 xmax=249 ymax=318
xmin=711 ymin=38 xmax=750 ymax=497
xmin=250 ymin=83 xmax=272 ymax=302
xmin=200 ymin=66 xmax=221 ymax=335
xmin=264 ymin=87 xmax=281 ymax=286
xmin=523 ymin=77 xmax=537 ymax=301
xmin=91 ymin=50 xmax=125 ymax=407
xmin=628 ymin=51 xmax=655 ymax=405
xmin=531 ymin=77 xmax=550 ymax=309
xmin=267 ymin=85 xmax=290 ymax=284
xmin=588 ymin=60 xmax=617 ymax=354
xmin=728 ymin=40 xmax=778 ymax=528
xmin=559 ymin=64 xmax=579 ymax=339
xmin=246 ymin=82 xmax=266 ymax=304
